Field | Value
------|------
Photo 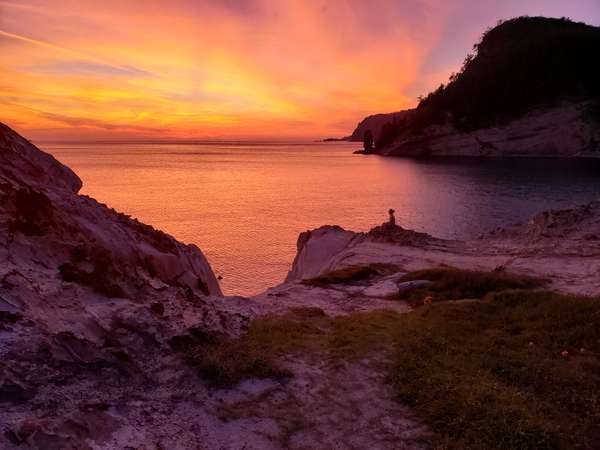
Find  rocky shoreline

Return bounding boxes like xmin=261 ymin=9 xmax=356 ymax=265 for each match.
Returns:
xmin=349 ymin=102 xmax=600 ymax=158
xmin=1 ymin=123 xmax=599 ymax=448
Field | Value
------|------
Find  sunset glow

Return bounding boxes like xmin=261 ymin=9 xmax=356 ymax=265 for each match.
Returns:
xmin=1 ymin=0 xmax=598 ymax=140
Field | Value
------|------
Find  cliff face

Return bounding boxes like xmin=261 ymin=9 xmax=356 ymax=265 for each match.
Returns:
xmin=350 ymin=17 xmax=600 ymax=157
xmin=0 ymin=123 xmax=257 ymax=448
xmin=379 ymin=102 xmax=600 ymax=157
xmin=0 ymin=123 xmax=222 ymax=300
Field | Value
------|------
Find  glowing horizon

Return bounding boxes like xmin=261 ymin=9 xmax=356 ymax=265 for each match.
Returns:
xmin=1 ymin=0 xmax=599 ymax=141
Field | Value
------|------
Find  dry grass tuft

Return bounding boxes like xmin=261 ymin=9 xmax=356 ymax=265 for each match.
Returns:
xmin=398 ymin=267 xmax=546 ymax=305
xmin=302 ymin=263 xmax=400 ymax=287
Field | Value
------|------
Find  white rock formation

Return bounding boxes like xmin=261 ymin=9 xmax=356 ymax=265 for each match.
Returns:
xmin=283 ymin=205 xmax=600 ymax=296
xmin=285 ymin=225 xmax=363 ymax=282
xmin=379 ymin=102 xmax=600 ymax=157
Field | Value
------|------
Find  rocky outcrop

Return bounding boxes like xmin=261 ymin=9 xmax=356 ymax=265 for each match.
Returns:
xmin=350 ymin=18 xmax=600 ymax=158
xmin=0 ymin=123 xmax=434 ymax=449
xmin=0 ymin=123 xmax=221 ymax=298
xmin=0 ymin=123 xmax=259 ymax=449
xmin=348 ymin=111 xmax=409 ymax=142
xmin=285 ymin=226 xmax=364 ymax=282
xmin=284 ymin=204 xmax=600 ymax=296
xmin=378 ymin=102 xmax=600 ymax=157
xmin=0 ymin=123 xmax=83 ymax=193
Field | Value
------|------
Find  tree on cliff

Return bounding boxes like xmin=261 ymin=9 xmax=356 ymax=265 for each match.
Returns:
xmin=363 ymin=130 xmax=373 ymax=151
xmin=375 ymin=16 xmax=600 ymax=148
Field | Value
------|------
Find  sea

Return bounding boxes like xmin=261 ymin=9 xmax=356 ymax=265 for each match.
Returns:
xmin=42 ymin=141 xmax=600 ymax=296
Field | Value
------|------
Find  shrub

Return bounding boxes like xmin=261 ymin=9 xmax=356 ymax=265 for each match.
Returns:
xmin=58 ymin=246 xmax=126 ymax=298
xmin=376 ymin=17 xmax=600 ymax=148
xmin=398 ymin=267 xmax=546 ymax=305
xmin=302 ymin=263 xmax=400 ymax=287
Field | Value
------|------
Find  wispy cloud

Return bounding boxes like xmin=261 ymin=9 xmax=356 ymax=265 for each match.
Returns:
xmin=0 ymin=29 xmax=154 ymax=78
xmin=24 ymin=60 xmax=153 ymax=78
xmin=1 ymin=0 xmax=599 ymax=139
xmin=36 ymin=110 xmax=165 ymax=132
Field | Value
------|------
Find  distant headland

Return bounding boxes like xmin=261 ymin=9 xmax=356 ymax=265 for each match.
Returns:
xmin=338 ymin=17 xmax=600 ymax=157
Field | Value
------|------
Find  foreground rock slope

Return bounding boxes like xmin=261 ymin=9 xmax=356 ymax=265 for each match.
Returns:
xmin=0 ymin=123 xmax=257 ymax=449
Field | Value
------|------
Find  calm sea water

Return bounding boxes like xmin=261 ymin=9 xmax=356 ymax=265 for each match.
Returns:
xmin=43 ymin=141 xmax=600 ymax=296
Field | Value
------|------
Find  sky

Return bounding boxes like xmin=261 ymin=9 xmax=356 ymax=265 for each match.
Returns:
xmin=1 ymin=0 xmax=599 ymax=141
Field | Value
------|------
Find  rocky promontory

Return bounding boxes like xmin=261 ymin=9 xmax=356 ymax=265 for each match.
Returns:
xmin=349 ymin=17 xmax=600 ymax=157
xmin=0 ymin=123 xmax=254 ymax=449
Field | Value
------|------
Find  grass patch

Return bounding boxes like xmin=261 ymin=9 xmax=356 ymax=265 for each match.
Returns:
xmin=391 ymin=290 xmax=600 ymax=449
xmin=181 ymin=307 xmax=402 ymax=388
xmin=183 ymin=308 xmax=330 ymax=388
xmin=398 ymin=267 xmax=546 ymax=305
xmin=302 ymin=263 xmax=400 ymax=287
xmin=179 ymin=274 xmax=600 ymax=448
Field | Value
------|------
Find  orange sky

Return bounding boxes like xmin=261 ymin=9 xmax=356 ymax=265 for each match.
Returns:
xmin=1 ymin=0 xmax=599 ymax=140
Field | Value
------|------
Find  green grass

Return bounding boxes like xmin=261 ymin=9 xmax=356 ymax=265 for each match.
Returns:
xmin=391 ymin=290 xmax=600 ymax=449
xmin=183 ymin=308 xmax=328 ymax=387
xmin=302 ymin=263 xmax=400 ymax=287
xmin=397 ymin=267 xmax=546 ymax=305
xmin=181 ymin=306 xmax=400 ymax=388
xmin=179 ymin=268 xmax=599 ymax=449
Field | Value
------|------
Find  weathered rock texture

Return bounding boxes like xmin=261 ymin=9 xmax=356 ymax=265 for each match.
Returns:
xmin=284 ymin=204 xmax=600 ymax=297
xmin=377 ymin=102 xmax=600 ymax=157
xmin=286 ymin=226 xmax=362 ymax=283
xmin=3 ymin=121 xmax=599 ymax=449
xmin=0 ymin=123 xmax=259 ymax=449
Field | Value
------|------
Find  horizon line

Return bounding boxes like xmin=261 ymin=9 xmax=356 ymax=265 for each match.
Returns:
xmin=33 ymin=137 xmax=347 ymax=146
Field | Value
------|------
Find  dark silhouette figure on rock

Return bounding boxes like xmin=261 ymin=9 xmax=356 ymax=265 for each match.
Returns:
xmin=388 ymin=208 xmax=396 ymax=226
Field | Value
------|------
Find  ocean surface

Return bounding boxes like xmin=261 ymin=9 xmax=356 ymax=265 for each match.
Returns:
xmin=43 ymin=141 xmax=600 ymax=296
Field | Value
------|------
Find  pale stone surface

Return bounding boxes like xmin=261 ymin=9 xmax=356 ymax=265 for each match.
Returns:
xmin=377 ymin=102 xmax=600 ymax=158
xmin=285 ymin=225 xmax=363 ymax=282
xmin=281 ymin=204 xmax=600 ymax=297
